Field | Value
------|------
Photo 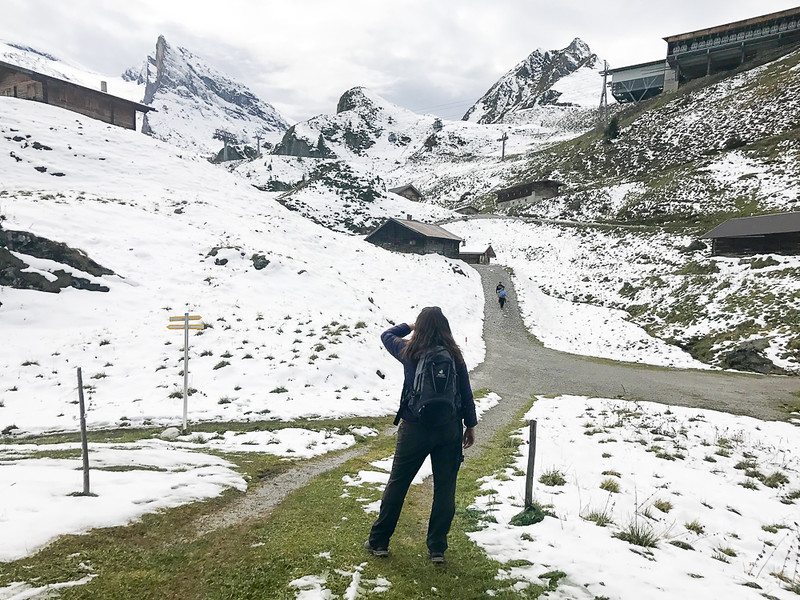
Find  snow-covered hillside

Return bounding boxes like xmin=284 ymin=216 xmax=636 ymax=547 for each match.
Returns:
xmin=123 ymin=35 xmax=291 ymax=157
xmin=0 ymin=96 xmax=485 ymax=437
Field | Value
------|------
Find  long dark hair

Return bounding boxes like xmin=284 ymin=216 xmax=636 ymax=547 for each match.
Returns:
xmin=401 ymin=306 xmax=465 ymax=364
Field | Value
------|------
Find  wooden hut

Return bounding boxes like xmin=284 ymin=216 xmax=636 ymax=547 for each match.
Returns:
xmin=700 ymin=212 xmax=800 ymax=256
xmin=365 ymin=215 xmax=462 ymax=258
xmin=388 ymin=184 xmax=423 ymax=202
xmin=455 ymin=205 xmax=479 ymax=215
xmin=459 ymin=245 xmax=496 ymax=265
xmin=0 ymin=59 xmax=153 ymax=130
xmin=496 ymin=180 xmax=563 ymax=210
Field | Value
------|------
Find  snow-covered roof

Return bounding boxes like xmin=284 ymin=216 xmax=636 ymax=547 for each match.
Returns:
xmin=0 ymin=58 xmax=153 ymax=112
xmin=459 ymin=245 xmax=495 ymax=257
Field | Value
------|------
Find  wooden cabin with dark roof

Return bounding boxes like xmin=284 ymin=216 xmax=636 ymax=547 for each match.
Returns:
xmin=700 ymin=212 xmax=800 ymax=256
xmin=0 ymin=59 xmax=153 ymax=130
xmin=388 ymin=184 xmax=423 ymax=202
xmin=365 ymin=215 xmax=462 ymax=258
xmin=459 ymin=245 xmax=496 ymax=265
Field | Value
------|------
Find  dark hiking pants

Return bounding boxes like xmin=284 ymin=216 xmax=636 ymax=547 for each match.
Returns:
xmin=499 ymin=296 xmax=506 ymax=308
xmin=368 ymin=418 xmax=463 ymax=553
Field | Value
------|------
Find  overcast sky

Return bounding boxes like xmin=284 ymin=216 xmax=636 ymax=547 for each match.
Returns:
xmin=3 ymin=1 xmax=799 ymax=123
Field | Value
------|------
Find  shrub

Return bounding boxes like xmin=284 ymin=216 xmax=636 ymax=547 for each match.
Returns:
xmin=270 ymin=386 xmax=288 ymax=394
xmin=603 ymin=116 xmax=619 ymax=143
xmin=213 ymin=360 xmax=230 ymax=370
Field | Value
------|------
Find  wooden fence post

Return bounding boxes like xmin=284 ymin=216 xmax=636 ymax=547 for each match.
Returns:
xmin=77 ymin=367 xmax=90 ymax=495
xmin=524 ymin=420 xmax=537 ymax=508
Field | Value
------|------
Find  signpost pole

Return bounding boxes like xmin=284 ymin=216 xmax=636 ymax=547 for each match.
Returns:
xmin=182 ymin=311 xmax=189 ymax=433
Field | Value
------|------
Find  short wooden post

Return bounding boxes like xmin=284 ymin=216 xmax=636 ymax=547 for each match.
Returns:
xmin=77 ymin=367 xmax=90 ymax=495
xmin=524 ymin=420 xmax=537 ymax=508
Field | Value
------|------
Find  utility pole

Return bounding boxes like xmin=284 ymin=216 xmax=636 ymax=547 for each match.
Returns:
xmin=599 ymin=60 xmax=609 ymax=124
xmin=497 ymin=131 xmax=508 ymax=161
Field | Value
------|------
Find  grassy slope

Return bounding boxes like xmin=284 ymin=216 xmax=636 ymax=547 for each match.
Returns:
xmin=0 ymin=398 xmax=553 ymax=599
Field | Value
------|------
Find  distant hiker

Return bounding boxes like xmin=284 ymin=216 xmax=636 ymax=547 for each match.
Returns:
xmin=496 ymin=282 xmax=507 ymax=309
xmin=365 ymin=306 xmax=477 ymax=565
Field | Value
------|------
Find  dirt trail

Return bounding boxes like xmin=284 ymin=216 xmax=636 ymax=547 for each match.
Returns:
xmin=196 ymin=263 xmax=798 ymax=534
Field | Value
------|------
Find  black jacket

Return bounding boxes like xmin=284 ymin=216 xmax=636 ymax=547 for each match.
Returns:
xmin=381 ymin=323 xmax=477 ymax=428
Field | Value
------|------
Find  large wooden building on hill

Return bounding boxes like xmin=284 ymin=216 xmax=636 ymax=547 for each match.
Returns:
xmin=606 ymin=7 xmax=800 ymax=103
xmin=0 ymin=60 xmax=153 ymax=130
xmin=701 ymin=212 xmax=800 ymax=256
xmin=365 ymin=216 xmax=462 ymax=258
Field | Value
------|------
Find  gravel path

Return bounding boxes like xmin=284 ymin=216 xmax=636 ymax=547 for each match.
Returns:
xmin=469 ymin=264 xmax=799 ymax=427
xmin=196 ymin=263 xmax=798 ymax=534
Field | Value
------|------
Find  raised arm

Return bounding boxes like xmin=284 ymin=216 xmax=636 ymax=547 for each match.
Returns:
xmin=380 ymin=323 xmax=413 ymax=362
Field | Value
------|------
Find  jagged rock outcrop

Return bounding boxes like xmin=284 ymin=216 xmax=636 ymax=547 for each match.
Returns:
xmin=273 ymin=87 xmax=389 ymax=158
xmin=0 ymin=228 xmax=113 ymax=293
xmin=463 ymin=38 xmax=599 ymax=124
xmin=124 ymin=35 xmax=291 ymax=155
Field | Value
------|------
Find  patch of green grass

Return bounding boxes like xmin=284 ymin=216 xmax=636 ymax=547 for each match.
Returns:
xmin=538 ymin=570 xmax=567 ymax=591
xmin=601 ymin=470 xmax=621 ymax=478
xmin=600 ymin=478 xmax=620 ymax=493
xmin=739 ymin=478 xmax=760 ymax=490
xmin=614 ymin=519 xmax=659 ymax=548
xmin=509 ymin=505 xmax=547 ymax=526
xmin=669 ymin=540 xmax=694 ymax=551
xmin=685 ymin=520 xmax=705 ymax=534
xmin=538 ymin=468 xmax=567 ymax=487
xmin=761 ymin=471 xmax=790 ymax=488
xmin=582 ymin=508 xmax=614 ymax=527
xmin=269 ymin=386 xmax=288 ymax=393
xmin=213 ymin=360 xmax=230 ymax=370
xmin=780 ymin=489 xmax=800 ymax=504
xmin=653 ymin=499 xmax=673 ymax=513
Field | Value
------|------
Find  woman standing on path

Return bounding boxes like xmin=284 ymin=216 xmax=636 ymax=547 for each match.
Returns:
xmin=496 ymin=281 xmax=507 ymax=309
xmin=365 ymin=306 xmax=477 ymax=564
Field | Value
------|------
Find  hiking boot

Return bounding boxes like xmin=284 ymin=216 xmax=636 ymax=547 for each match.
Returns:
xmin=363 ymin=540 xmax=389 ymax=558
xmin=428 ymin=551 xmax=445 ymax=564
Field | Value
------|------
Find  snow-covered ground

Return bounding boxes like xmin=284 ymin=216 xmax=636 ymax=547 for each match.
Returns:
xmin=470 ymin=396 xmax=800 ymax=599
xmin=0 ymin=96 xmax=484 ymax=438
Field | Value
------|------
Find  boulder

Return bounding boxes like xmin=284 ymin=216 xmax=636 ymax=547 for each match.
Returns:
xmin=720 ymin=340 xmax=786 ymax=375
xmin=160 ymin=427 xmax=181 ymax=441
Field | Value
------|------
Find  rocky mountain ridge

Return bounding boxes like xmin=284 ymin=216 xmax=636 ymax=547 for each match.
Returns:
xmin=123 ymin=35 xmax=291 ymax=156
xmin=463 ymin=38 xmax=602 ymax=124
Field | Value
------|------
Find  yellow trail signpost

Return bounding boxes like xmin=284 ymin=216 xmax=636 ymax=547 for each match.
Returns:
xmin=167 ymin=313 xmax=203 ymax=432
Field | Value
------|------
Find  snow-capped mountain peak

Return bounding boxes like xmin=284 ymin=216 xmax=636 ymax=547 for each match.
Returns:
xmin=463 ymin=37 xmax=604 ymax=124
